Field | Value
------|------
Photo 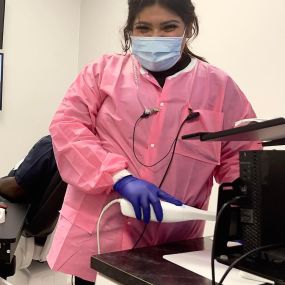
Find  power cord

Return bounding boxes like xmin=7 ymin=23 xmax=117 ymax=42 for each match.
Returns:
xmin=96 ymin=199 xmax=147 ymax=252
xmin=211 ymin=195 xmax=285 ymax=285
xmin=96 ymin=199 xmax=121 ymax=254
xmin=217 ymin=242 xmax=285 ymax=285
xmin=211 ymin=196 xmax=244 ymax=285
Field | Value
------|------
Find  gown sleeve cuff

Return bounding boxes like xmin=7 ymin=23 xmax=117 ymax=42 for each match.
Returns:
xmin=112 ymin=169 xmax=132 ymax=184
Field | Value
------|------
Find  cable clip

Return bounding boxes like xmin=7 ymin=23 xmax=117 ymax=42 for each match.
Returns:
xmin=186 ymin=109 xmax=200 ymax=121
xmin=141 ymin=108 xmax=160 ymax=118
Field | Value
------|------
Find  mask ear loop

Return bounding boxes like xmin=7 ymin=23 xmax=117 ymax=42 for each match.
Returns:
xmin=181 ymin=27 xmax=190 ymax=55
xmin=186 ymin=25 xmax=196 ymax=43
xmin=131 ymin=56 xmax=145 ymax=110
xmin=182 ymin=28 xmax=187 ymax=38
xmin=131 ymin=56 xmax=160 ymax=116
xmin=182 ymin=26 xmax=195 ymax=55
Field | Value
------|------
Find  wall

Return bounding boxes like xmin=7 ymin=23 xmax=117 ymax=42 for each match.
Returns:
xmin=0 ymin=0 xmax=81 ymax=175
xmin=78 ymin=0 xmax=127 ymax=69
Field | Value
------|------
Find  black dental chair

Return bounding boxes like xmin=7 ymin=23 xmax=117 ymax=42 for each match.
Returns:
xmin=0 ymin=170 xmax=67 ymax=279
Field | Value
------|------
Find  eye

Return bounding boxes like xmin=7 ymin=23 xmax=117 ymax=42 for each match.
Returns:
xmin=163 ymin=24 xmax=179 ymax=32
xmin=134 ymin=25 xmax=150 ymax=34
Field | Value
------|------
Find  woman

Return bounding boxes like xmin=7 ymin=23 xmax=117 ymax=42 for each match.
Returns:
xmin=47 ymin=0 xmax=260 ymax=284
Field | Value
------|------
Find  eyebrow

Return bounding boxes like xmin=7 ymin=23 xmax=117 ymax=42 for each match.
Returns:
xmin=133 ymin=21 xmax=151 ymax=27
xmin=134 ymin=20 xmax=181 ymax=27
xmin=160 ymin=20 xmax=181 ymax=26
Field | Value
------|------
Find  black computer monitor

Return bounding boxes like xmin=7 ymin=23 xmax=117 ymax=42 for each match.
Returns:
xmin=214 ymin=150 xmax=285 ymax=284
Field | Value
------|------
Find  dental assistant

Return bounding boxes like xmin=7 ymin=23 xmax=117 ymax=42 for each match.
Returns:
xmin=47 ymin=0 xmax=260 ymax=284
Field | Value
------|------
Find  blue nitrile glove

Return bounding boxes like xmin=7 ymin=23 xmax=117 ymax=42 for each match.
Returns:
xmin=113 ymin=175 xmax=183 ymax=224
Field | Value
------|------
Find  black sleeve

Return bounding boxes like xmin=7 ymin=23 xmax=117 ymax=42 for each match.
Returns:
xmin=14 ymin=135 xmax=58 ymax=194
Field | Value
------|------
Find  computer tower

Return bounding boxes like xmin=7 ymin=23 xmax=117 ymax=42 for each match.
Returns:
xmin=239 ymin=150 xmax=285 ymax=254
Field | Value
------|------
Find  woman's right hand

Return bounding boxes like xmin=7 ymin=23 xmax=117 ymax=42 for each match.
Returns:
xmin=113 ymin=175 xmax=182 ymax=223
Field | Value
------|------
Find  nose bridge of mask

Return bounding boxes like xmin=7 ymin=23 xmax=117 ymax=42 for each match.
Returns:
xmin=131 ymin=36 xmax=183 ymax=52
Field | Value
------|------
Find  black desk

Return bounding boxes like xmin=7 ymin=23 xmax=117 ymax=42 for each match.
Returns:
xmin=91 ymin=237 xmax=214 ymax=285
xmin=91 ymin=238 xmax=276 ymax=285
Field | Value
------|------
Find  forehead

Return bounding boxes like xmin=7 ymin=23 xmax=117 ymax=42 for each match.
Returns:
xmin=134 ymin=4 xmax=183 ymax=24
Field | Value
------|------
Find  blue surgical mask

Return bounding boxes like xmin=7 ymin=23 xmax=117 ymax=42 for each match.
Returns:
xmin=131 ymin=35 xmax=184 ymax=72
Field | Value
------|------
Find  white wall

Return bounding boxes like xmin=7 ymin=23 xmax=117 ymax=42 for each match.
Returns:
xmin=0 ymin=0 xmax=81 ymax=175
xmin=78 ymin=0 xmax=127 ymax=69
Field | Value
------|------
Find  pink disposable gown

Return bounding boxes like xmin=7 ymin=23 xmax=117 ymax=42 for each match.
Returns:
xmin=47 ymin=54 xmax=260 ymax=281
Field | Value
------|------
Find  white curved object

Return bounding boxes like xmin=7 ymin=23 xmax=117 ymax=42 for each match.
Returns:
xmin=119 ymin=199 xmax=216 ymax=223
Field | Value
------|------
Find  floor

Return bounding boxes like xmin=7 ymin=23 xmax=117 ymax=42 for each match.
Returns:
xmin=5 ymin=261 xmax=73 ymax=285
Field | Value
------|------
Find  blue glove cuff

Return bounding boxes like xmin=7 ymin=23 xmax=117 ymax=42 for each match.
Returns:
xmin=113 ymin=175 xmax=136 ymax=192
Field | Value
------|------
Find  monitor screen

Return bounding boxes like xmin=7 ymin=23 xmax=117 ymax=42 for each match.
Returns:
xmin=0 ymin=0 xmax=5 ymax=49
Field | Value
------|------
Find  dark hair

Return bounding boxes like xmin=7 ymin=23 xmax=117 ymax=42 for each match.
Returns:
xmin=122 ymin=0 xmax=205 ymax=61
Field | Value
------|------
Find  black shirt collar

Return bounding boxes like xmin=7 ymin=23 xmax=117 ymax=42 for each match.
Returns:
xmin=147 ymin=53 xmax=192 ymax=87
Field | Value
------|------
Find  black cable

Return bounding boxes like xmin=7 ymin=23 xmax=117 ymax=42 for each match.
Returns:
xmin=131 ymin=136 xmax=182 ymax=249
xmin=131 ymin=111 xmax=199 ymax=249
xmin=158 ymin=117 xmax=188 ymax=187
xmin=158 ymin=110 xmax=200 ymax=187
xmin=132 ymin=116 xmax=177 ymax=168
xmin=211 ymin=196 xmax=244 ymax=285
xmin=217 ymin=242 xmax=285 ymax=285
xmin=132 ymin=223 xmax=147 ymax=249
xmin=132 ymin=113 xmax=178 ymax=249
